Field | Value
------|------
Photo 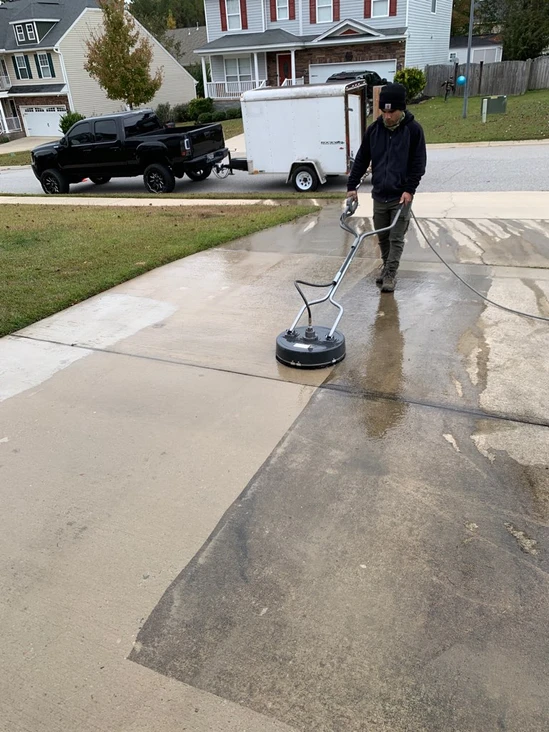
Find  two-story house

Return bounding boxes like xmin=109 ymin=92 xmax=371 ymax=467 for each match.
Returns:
xmin=0 ymin=0 xmax=196 ymax=140
xmin=195 ymin=0 xmax=452 ymax=100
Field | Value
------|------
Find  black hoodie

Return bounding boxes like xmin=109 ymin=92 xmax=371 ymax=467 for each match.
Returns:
xmin=347 ymin=111 xmax=427 ymax=202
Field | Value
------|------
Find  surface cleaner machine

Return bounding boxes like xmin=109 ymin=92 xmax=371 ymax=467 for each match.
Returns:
xmin=275 ymin=196 xmax=402 ymax=369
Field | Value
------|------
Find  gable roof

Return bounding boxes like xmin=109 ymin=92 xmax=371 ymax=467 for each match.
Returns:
xmin=195 ymin=26 xmax=406 ymax=53
xmin=165 ymin=25 xmax=207 ymax=65
xmin=0 ymin=0 xmax=100 ymax=51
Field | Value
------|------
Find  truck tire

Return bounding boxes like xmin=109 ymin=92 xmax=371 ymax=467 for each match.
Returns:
xmin=90 ymin=176 xmax=111 ymax=185
xmin=186 ymin=165 xmax=213 ymax=182
xmin=291 ymin=165 xmax=319 ymax=193
xmin=40 ymin=169 xmax=70 ymax=195
xmin=143 ymin=163 xmax=176 ymax=194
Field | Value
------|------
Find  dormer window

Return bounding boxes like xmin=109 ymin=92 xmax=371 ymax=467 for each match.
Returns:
xmin=15 ymin=25 xmax=25 ymax=42
xmin=26 ymin=23 xmax=36 ymax=41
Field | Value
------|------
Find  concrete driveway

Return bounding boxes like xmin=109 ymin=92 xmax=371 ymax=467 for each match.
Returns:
xmin=0 ymin=135 xmax=58 ymax=153
xmin=1 ymin=194 xmax=549 ymax=731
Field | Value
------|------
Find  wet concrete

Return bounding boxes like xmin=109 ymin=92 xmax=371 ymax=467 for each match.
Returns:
xmin=3 ymin=201 xmax=549 ymax=731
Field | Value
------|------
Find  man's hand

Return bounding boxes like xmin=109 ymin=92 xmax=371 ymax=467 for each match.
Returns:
xmin=400 ymin=192 xmax=413 ymax=206
xmin=347 ymin=190 xmax=358 ymax=202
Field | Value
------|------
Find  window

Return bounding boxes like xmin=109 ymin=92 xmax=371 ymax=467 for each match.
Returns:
xmin=15 ymin=25 xmax=25 ymax=42
xmin=277 ymin=0 xmax=289 ymax=20
xmin=224 ymin=56 xmax=252 ymax=83
xmin=372 ymin=0 xmax=389 ymax=16
xmin=15 ymin=55 xmax=31 ymax=80
xmin=26 ymin=23 xmax=36 ymax=41
xmin=431 ymin=0 xmax=436 ymax=12
xmin=94 ymin=119 xmax=118 ymax=142
xmin=68 ymin=122 xmax=93 ymax=146
xmin=317 ymin=0 xmax=332 ymax=22
xmin=124 ymin=113 xmax=161 ymax=137
xmin=226 ymin=0 xmax=241 ymax=30
xmin=37 ymin=53 xmax=53 ymax=78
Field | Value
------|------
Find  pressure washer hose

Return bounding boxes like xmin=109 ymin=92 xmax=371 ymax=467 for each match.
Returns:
xmin=410 ymin=211 xmax=549 ymax=324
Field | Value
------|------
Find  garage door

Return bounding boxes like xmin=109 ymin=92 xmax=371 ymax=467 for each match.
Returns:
xmin=309 ymin=60 xmax=396 ymax=84
xmin=21 ymin=106 xmax=66 ymax=136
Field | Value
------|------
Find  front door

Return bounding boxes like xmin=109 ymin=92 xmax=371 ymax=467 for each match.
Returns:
xmin=277 ymin=54 xmax=292 ymax=85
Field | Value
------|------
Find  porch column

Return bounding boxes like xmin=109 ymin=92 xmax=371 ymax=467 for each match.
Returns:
xmin=291 ymin=49 xmax=296 ymax=82
xmin=253 ymin=52 xmax=260 ymax=86
xmin=201 ymin=56 xmax=209 ymax=98
xmin=0 ymin=100 xmax=7 ymax=134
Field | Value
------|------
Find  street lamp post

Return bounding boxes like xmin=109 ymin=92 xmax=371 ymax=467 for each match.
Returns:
xmin=462 ymin=0 xmax=475 ymax=119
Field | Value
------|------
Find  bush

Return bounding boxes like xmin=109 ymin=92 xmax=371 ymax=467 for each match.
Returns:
xmin=155 ymin=102 xmax=172 ymax=126
xmin=225 ymin=107 xmax=242 ymax=119
xmin=393 ymin=68 xmax=427 ymax=102
xmin=171 ymin=103 xmax=188 ymax=123
xmin=188 ymin=97 xmax=214 ymax=122
xmin=59 ymin=111 xmax=86 ymax=135
xmin=0 ymin=135 xmax=10 ymax=145
xmin=212 ymin=110 xmax=227 ymax=122
xmin=197 ymin=112 xmax=214 ymax=124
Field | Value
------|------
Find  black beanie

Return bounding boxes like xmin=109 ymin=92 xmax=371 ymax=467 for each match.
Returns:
xmin=379 ymin=82 xmax=407 ymax=111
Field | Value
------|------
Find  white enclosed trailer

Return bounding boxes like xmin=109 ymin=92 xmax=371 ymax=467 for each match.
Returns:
xmin=227 ymin=81 xmax=368 ymax=193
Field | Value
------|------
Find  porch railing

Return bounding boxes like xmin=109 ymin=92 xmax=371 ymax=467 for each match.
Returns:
xmin=206 ymin=80 xmax=267 ymax=99
xmin=0 ymin=73 xmax=11 ymax=91
xmin=5 ymin=116 xmax=22 ymax=132
xmin=281 ymin=77 xmax=305 ymax=87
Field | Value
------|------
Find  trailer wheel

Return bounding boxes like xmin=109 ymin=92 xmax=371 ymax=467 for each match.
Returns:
xmin=291 ymin=165 xmax=319 ymax=193
xmin=143 ymin=163 xmax=176 ymax=194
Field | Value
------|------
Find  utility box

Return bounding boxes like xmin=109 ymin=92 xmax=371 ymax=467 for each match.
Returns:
xmin=481 ymin=95 xmax=507 ymax=123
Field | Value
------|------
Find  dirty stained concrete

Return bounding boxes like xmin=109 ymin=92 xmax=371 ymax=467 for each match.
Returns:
xmin=1 ymin=203 xmax=549 ymax=731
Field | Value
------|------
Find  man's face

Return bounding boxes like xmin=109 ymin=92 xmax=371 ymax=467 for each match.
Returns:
xmin=382 ymin=108 xmax=403 ymax=127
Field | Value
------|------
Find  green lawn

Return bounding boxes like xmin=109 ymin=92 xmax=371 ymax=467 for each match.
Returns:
xmin=411 ymin=89 xmax=549 ymax=144
xmin=0 ymin=203 xmax=315 ymax=337
xmin=0 ymin=149 xmax=31 ymax=166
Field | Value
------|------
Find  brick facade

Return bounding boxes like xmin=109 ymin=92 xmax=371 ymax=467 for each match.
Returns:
xmin=267 ymin=41 xmax=405 ymax=85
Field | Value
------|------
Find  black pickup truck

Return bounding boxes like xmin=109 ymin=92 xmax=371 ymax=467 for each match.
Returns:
xmin=31 ymin=110 xmax=228 ymax=194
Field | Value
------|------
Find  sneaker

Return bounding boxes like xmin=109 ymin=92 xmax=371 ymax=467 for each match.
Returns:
xmin=381 ymin=271 xmax=397 ymax=292
xmin=375 ymin=263 xmax=387 ymax=285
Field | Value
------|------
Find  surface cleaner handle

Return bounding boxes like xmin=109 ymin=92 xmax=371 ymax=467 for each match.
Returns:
xmin=344 ymin=196 xmax=359 ymax=217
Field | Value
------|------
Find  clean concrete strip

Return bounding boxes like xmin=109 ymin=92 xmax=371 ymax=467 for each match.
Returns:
xmin=0 ymin=195 xmax=274 ymax=207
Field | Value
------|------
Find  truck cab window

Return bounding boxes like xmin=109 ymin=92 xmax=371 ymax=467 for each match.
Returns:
xmin=94 ymin=119 xmax=118 ymax=142
xmin=68 ymin=122 xmax=93 ymax=146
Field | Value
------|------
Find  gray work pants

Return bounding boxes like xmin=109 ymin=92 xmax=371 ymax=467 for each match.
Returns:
xmin=373 ymin=199 xmax=411 ymax=274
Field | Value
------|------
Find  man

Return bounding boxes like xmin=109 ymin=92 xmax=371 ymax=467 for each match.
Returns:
xmin=347 ymin=82 xmax=427 ymax=293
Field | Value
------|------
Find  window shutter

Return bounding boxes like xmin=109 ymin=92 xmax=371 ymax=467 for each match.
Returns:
xmin=389 ymin=0 xmax=397 ymax=15
xmin=333 ymin=0 xmax=340 ymax=21
xmin=310 ymin=0 xmax=316 ymax=24
xmin=240 ymin=0 xmax=248 ymax=29
xmin=270 ymin=0 xmax=277 ymax=20
xmin=47 ymin=53 xmax=56 ymax=78
xmin=219 ymin=0 xmax=227 ymax=32
xmin=35 ymin=55 xmax=43 ymax=79
xmin=25 ymin=55 xmax=33 ymax=79
xmin=13 ymin=58 xmax=20 ymax=80
xmin=289 ymin=0 xmax=296 ymax=19
xmin=364 ymin=0 xmax=371 ymax=17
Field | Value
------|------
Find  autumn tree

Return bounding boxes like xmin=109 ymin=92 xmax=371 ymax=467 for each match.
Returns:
xmin=85 ymin=0 xmax=163 ymax=109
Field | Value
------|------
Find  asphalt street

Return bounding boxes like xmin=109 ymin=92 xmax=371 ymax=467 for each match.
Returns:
xmin=1 ymin=143 xmax=548 ymax=195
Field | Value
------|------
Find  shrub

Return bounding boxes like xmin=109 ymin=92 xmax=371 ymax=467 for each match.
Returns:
xmin=155 ymin=102 xmax=172 ymax=126
xmin=212 ymin=110 xmax=227 ymax=122
xmin=225 ymin=107 xmax=242 ymax=119
xmin=171 ymin=103 xmax=189 ymax=123
xmin=197 ymin=112 xmax=214 ymax=124
xmin=0 ymin=135 xmax=10 ymax=145
xmin=393 ymin=68 xmax=427 ymax=102
xmin=59 ymin=111 xmax=86 ymax=135
xmin=188 ymin=97 xmax=214 ymax=122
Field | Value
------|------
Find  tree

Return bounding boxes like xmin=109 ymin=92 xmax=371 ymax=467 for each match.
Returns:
xmin=166 ymin=8 xmax=176 ymax=28
xmin=129 ymin=0 xmax=182 ymax=58
xmin=501 ymin=0 xmax=549 ymax=60
xmin=85 ymin=0 xmax=163 ymax=109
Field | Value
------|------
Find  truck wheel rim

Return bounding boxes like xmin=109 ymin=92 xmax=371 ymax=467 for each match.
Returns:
xmin=147 ymin=172 xmax=165 ymax=193
xmin=296 ymin=171 xmax=313 ymax=191
xmin=44 ymin=175 xmax=59 ymax=194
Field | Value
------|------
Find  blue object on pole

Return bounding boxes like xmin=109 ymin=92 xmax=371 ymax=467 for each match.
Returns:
xmin=457 ymin=75 xmax=467 ymax=86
